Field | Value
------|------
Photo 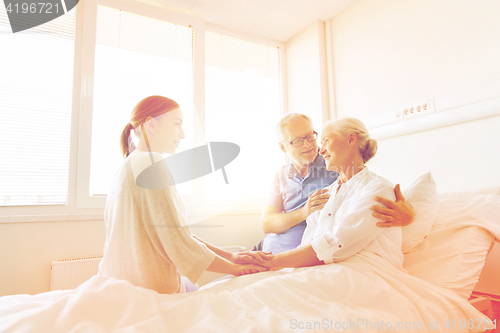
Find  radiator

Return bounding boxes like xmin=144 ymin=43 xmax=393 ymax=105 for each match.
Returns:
xmin=50 ymin=256 xmax=102 ymax=291
xmin=49 ymin=246 xmax=245 ymax=291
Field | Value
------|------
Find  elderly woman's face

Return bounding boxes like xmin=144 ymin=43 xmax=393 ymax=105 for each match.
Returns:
xmin=320 ymin=129 xmax=350 ymax=173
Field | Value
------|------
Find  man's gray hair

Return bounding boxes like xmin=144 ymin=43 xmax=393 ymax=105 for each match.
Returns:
xmin=276 ymin=113 xmax=313 ymax=141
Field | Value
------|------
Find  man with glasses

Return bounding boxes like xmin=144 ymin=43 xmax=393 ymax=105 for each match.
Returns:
xmin=255 ymin=113 xmax=414 ymax=254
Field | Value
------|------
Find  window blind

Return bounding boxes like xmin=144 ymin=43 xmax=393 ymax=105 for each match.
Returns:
xmin=204 ymin=32 xmax=282 ymax=201
xmin=0 ymin=6 xmax=75 ymax=206
xmin=89 ymin=6 xmax=194 ymax=196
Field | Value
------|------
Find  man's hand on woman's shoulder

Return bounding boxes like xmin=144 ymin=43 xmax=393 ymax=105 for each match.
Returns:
xmin=371 ymin=184 xmax=415 ymax=227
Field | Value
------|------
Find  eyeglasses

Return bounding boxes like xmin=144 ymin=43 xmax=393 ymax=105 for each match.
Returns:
xmin=282 ymin=131 xmax=318 ymax=147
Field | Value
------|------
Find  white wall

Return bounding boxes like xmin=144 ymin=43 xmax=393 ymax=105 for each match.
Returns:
xmin=330 ymin=0 xmax=500 ymax=120
xmin=0 ymin=214 xmax=265 ymax=296
xmin=369 ymin=115 xmax=500 ymax=192
xmin=0 ymin=220 xmax=106 ymax=296
xmin=286 ymin=20 xmax=329 ymax=130
xmin=328 ymin=0 xmax=500 ymax=296
xmin=329 ymin=0 xmax=500 ymax=191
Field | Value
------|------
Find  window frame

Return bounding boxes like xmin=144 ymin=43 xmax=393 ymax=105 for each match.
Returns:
xmin=0 ymin=0 xmax=287 ymax=221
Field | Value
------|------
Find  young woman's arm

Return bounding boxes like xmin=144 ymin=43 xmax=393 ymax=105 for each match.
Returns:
xmin=192 ymin=235 xmax=232 ymax=260
xmin=192 ymin=236 xmax=322 ymax=273
xmin=207 ymin=255 xmax=268 ymax=276
xmin=193 ymin=235 xmax=273 ymax=266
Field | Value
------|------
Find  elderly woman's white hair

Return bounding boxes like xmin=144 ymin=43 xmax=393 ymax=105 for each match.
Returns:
xmin=276 ymin=113 xmax=313 ymax=141
xmin=323 ymin=117 xmax=378 ymax=163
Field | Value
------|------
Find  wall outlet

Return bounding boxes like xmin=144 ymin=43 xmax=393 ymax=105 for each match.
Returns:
xmin=402 ymin=98 xmax=435 ymax=119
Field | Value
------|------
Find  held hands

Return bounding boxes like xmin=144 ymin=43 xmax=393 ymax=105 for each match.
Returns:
xmin=230 ymin=251 xmax=275 ymax=276
xmin=302 ymin=189 xmax=330 ymax=219
xmin=235 ymin=264 xmax=271 ymax=276
xmin=230 ymin=251 xmax=274 ymax=265
xmin=371 ymin=184 xmax=415 ymax=227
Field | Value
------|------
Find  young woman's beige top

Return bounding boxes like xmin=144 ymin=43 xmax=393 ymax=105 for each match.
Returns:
xmin=98 ymin=151 xmax=215 ymax=294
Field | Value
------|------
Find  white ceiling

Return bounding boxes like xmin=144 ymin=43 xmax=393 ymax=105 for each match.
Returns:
xmin=139 ymin=0 xmax=355 ymax=41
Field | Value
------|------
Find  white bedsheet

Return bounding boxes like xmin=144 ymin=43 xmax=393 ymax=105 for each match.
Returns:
xmin=0 ymin=250 xmax=492 ymax=333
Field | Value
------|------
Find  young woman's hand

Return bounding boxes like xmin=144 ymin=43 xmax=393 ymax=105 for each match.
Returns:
xmin=230 ymin=251 xmax=274 ymax=267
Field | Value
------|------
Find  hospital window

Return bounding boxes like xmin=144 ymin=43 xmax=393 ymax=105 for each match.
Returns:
xmin=0 ymin=1 xmax=284 ymax=213
xmin=0 ymin=6 xmax=75 ymax=206
xmin=88 ymin=5 xmax=195 ymax=197
xmin=86 ymin=3 xmax=283 ymax=210
xmin=204 ymin=32 xmax=282 ymax=201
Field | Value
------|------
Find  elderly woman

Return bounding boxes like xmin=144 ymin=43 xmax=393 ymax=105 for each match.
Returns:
xmin=264 ymin=117 xmax=404 ymax=271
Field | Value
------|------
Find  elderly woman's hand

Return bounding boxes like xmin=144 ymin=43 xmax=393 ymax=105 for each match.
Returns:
xmin=371 ymin=184 xmax=415 ymax=227
xmin=236 ymin=264 xmax=270 ymax=275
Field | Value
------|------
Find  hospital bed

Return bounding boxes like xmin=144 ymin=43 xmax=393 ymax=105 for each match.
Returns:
xmin=0 ymin=174 xmax=499 ymax=332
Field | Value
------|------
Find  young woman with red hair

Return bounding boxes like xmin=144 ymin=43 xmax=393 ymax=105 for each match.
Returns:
xmin=98 ymin=95 xmax=269 ymax=294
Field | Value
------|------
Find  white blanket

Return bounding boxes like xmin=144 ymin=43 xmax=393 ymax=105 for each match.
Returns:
xmin=0 ymin=250 xmax=491 ymax=333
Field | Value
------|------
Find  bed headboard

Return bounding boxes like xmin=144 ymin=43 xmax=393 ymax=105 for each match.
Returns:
xmin=448 ymin=186 xmax=500 ymax=297
xmin=437 ymin=186 xmax=500 ymax=201
xmin=475 ymin=242 xmax=500 ymax=296
xmin=403 ymin=186 xmax=500 ymax=300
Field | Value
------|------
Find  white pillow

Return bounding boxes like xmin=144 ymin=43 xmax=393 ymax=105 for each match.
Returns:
xmin=401 ymin=172 xmax=438 ymax=254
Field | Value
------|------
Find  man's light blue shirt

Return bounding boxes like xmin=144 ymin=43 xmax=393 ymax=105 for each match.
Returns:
xmin=262 ymin=154 xmax=338 ymax=254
